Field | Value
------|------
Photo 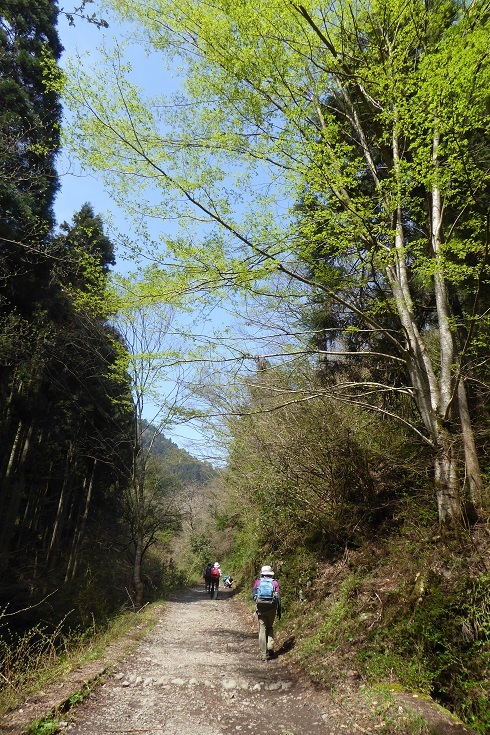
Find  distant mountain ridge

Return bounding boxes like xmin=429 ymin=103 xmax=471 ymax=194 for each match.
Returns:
xmin=141 ymin=421 xmax=217 ymax=486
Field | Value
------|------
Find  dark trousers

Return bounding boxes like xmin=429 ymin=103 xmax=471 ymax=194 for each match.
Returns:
xmin=210 ymin=578 xmax=219 ymax=598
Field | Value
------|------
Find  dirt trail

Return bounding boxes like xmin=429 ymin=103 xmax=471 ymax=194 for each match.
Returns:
xmin=3 ymin=585 xmax=479 ymax=735
xmin=54 ymin=586 xmax=365 ymax=735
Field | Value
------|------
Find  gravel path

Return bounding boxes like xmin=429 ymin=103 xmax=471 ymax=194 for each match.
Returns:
xmin=61 ymin=586 xmax=345 ymax=735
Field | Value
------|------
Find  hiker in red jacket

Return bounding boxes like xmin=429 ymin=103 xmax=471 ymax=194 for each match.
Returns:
xmin=252 ymin=565 xmax=281 ymax=661
xmin=209 ymin=562 xmax=221 ymax=599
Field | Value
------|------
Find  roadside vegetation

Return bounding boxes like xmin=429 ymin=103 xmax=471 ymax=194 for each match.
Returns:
xmin=0 ymin=604 xmax=160 ymax=720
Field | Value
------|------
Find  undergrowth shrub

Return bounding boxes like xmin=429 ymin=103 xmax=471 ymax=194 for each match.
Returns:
xmin=0 ymin=618 xmax=68 ymax=714
xmin=0 ymin=603 xmax=159 ymax=717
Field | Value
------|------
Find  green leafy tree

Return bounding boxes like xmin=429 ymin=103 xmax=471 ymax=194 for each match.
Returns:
xmin=56 ymin=203 xmax=116 ymax=273
xmin=0 ymin=0 xmax=63 ymax=589
xmin=0 ymin=0 xmax=140 ymax=630
xmin=0 ymin=0 xmax=63 ymax=382
xmin=65 ymin=0 xmax=490 ymax=526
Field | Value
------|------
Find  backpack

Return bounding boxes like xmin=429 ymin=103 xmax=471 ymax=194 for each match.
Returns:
xmin=255 ymin=578 xmax=276 ymax=606
xmin=210 ymin=567 xmax=220 ymax=580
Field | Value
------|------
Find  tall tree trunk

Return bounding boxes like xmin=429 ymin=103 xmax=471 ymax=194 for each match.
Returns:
xmin=132 ymin=474 xmax=146 ymax=609
xmin=457 ymin=379 xmax=483 ymax=508
xmin=386 ymin=126 xmax=466 ymax=526
xmin=47 ymin=442 xmax=74 ymax=561
xmin=430 ymin=129 xmax=467 ymax=525
xmin=133 ymin=523 xmax=145 ymax=610
xmin=434 ymin=427 xmax=462 ymax=524
xmin=66 ymin=459 xmax=97 ymax=581
xmin=131 ymin=415 xmax=148 ymax=610
xmin=0 ymin=420 xmax=33 ymax=561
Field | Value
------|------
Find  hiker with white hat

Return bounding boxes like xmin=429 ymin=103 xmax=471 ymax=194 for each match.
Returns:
xmin=252 ymin=565 xmax=282 ymax=660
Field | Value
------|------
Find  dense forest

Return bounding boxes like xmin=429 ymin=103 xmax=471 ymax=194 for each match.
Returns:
xmin=0 ymin=0 xmax=135 ymax=627
xmin=1 ymin=0 xmax=490 ymax=732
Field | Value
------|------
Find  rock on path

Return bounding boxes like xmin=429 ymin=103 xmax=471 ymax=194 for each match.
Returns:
xmin=61 ymin=586 xmax=348 ymax=735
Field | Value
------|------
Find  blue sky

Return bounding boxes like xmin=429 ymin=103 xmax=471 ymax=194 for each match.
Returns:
xmin=54 ymin=9 xmax=228 ymax=463
xmin=55 ymin=12 xmax=111 ymax=224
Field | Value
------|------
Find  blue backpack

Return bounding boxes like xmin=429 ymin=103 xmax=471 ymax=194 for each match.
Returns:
xmin=255 ymin=578 xmax=276 ymax=606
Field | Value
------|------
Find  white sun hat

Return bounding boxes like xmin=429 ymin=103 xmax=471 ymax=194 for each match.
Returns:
xmin=260 ymin=565 xmax=274 ymax=577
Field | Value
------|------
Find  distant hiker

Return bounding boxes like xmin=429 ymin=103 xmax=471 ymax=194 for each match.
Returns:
xmin=223 ymin=575 xmax=234 ymax=589
xmin=209 ymin=562 xmax=221 ymax=599
xmin=252 ymin=565 xmax=281 ymax=661
xmin=204 ymin=562 xmax=213 ymax=592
